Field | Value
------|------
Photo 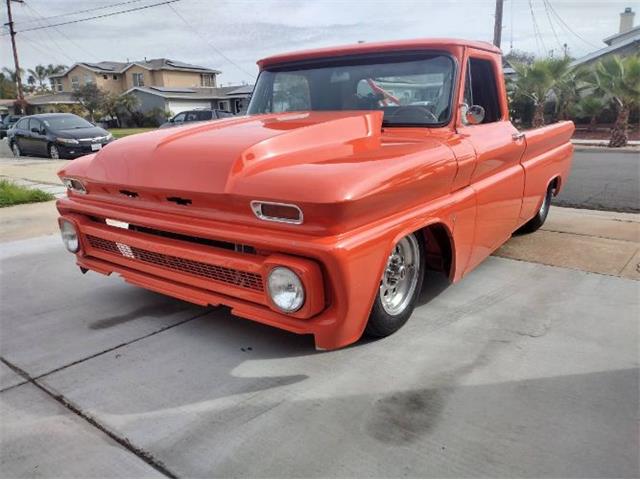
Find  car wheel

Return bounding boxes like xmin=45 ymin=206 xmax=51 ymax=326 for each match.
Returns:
xmin=518 ymin=184 xmax=553 ymax=234
xmin=48 ymin=144 xmax=60 ymax=159
xmin=11 ymin=141 xmax=21 ymax=157
xmin=365 ymin=232 xmax=425 ymax=338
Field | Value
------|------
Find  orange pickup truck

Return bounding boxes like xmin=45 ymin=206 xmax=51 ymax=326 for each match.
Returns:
xmin=56 ymin=38 xmax=574 ymax=350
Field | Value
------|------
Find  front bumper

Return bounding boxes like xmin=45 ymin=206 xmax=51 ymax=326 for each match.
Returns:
xmin=57 ymin=196 xmax=389 ymax=349
xmin=57 ymin=140 xmax=112 ymax=158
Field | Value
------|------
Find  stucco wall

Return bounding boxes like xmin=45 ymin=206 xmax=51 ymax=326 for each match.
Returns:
xmin=158 ymin=71 xmax=213 ymax=88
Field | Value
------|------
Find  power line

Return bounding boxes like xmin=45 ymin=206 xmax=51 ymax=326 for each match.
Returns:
xmin=542 ymin=0 xmax=564 ymax=54
xmin=528 ymin=0 xmax=547 ymax=55
xmin=166 ymin=3 xmax=256 ymax=79
xmin=16 ymin=0 xmax=181 ymax=33
xmin=16 ymin=0 xmax=147 ymax=25
xmin=545 ymin=0 xmax=599 ymax=49
xmin=23 ymin=2 xmax=99 ymax=61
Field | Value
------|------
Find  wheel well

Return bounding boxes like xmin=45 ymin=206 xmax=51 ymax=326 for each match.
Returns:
xmin=420 ymin=223 xmax=453 ymax=277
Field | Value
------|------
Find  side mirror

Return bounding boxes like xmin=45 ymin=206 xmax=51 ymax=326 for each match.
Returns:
xmin=461 ymin=104 xmax=485 ymax=125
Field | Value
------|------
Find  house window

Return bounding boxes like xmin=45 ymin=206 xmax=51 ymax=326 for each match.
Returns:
xmin=103 ymin=75 xmax=108 ymax=80
xmin=200 ymin=73 xmax=215 ymax=87
xmin=132 ymin=73 xmax=144 ymax=87
xmin=112 ymin=74 xmax=118 ymax=80
xmin=71 ymin=76 xmax=79 ymax=90
xmin=84 ymin=74 xmax=94 ymax=85
xmin=56 ymin=79 xmax=63 ymax=92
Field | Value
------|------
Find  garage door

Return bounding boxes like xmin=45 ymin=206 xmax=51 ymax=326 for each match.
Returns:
xmin=167 ymin=99 xmax=212 ymax=116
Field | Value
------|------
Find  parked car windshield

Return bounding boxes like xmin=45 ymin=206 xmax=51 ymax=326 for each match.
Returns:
xmin=248 ymin=53 xmax=455 ymax=126
xmin=42 ymin=115 xmax=94 ymax=130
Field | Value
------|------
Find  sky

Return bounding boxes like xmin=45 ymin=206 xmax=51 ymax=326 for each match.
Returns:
xmin=1 ymin=0 xmax=637 ymax=86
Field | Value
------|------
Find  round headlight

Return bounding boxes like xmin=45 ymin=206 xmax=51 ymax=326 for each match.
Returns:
xmin=267 ymin=267 xmax=305 ymax=313
xmin=60 ymin=220 xmax=79 ymax=253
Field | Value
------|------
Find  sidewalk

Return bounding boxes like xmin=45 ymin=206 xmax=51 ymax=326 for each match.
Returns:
xmin=0 ymin=158 xmax=67 ymax=198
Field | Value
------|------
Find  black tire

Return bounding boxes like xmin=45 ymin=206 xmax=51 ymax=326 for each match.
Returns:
xmin=48 ymin=143 xmax=61 ymax=159
xmin=519 ymin=184 xmax=553 ymax=234
xmin=10 ymin=141 xmax=21 ymax=157
xmin=365 ymin=232 xmax=425 ymax=338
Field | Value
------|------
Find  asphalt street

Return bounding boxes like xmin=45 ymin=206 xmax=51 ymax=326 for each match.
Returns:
xmin=554 ymin=149 xmax=640 ymax=212
xmin=1 ymin=234 xmax=638 ymax=478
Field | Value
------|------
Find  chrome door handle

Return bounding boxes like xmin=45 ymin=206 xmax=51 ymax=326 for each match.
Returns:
xmin=512 ymin=132 xmax=526 ymax=141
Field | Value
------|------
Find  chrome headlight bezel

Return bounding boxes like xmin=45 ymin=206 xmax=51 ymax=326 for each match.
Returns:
xmin=59 ymin=219 xmax=79 ymax=253
xmin=267 ymin=266 xmax=305 ymax=313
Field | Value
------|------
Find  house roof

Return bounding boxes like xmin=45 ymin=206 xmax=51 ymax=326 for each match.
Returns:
xmin=125 ymin=85 xmax=253 ymax=99
xmin=25 ymin=92 xmax=80 ymax=105
xmin=225 ymin=84 xmax=254 ymax=95
xmin=50 ymin=58 xmax=220 ymax=78
xmin=603 ymin=25 xmax=640 ymax=46
xmin=570 ymin=34 xmax=640 ymax=68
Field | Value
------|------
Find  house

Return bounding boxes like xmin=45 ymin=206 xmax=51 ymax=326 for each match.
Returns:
xmin=23 ymin=92 xmax=82 ymax=114
xmin=126 ymin=84 xmax=253 ymax=117
xmin=48 ymin=58 xmax=221 ymax=95
xmin=571 ymin=7 xmax=639 ymax=68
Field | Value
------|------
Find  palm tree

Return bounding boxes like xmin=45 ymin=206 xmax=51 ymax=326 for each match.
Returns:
xmin=584 ymin=55 xmax=640 ymax=147
xmin=575 ymin=97 xmax=604 ymax=131
xmin=46 ymin=64 xmax=67 ymax=76
xmin=510 ymin=57 xmax=572 ymax=128
xmin=1 ymin=67 xmax=24 ymax=87
xmin=27 ymin=65 xmax=49 ymax=90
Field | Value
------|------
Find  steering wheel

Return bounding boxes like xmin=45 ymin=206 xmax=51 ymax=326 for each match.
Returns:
xmin=386 ymin=105 xmax=439 ymax=123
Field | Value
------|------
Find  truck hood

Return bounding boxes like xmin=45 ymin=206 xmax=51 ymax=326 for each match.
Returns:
xmin=61 ymin=110 xmax=457 ymax=234
xmin=64 ymin=111 xmax=385 ymax=200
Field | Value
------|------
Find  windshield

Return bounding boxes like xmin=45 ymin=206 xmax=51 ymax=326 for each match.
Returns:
xmin=43 ymin=115 xmax=93 ymax=130
xmin=248 ymin=53 xmax=455 ymax=126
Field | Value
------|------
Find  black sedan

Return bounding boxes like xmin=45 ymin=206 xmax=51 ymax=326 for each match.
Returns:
xmin=7 ymin=113 xmax=113 ymax=159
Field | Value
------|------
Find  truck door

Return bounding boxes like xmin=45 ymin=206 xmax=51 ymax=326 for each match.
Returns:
xmin=457 ymin=51 xmax=526 ymax=271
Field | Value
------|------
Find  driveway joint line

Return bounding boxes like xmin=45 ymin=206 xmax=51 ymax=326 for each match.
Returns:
xmin=539 ymin=228 xmax=640 ymax=243
xmin=33 ymin=308 xmax=213 ymax=381
xmin=0 ymin=356 xmax=177 ymax=478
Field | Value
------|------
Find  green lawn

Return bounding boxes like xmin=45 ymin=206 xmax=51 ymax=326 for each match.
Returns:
xmin=109 ymin=128 xmax=155 ymax=139
xmin=0 ymin=179 xmax=55 ymax=207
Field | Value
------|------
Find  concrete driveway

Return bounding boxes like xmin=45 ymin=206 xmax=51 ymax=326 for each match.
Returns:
xmin=1 ymin=232 xmax=638 ymax=478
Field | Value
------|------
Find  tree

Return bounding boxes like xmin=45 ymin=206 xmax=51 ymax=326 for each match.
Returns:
xmin=575 ymin=97 xmax=604 ymax=131
xmin=116 ymin=93 xmax=141 ymax=126
xmin=584 ymin=54 xmax=640 ymax=147
xmin=504 ymin=49 xmax=536 ymax=66
xmin=0 ymin=73 xmax=17 ymax=98
xmin=27 ymin=65 xmax=50 ymax=91
xmin=510 ymin=57 xmax=572 ymax=127
xmin=2 ymin=67 xmax=24 ymax=90
xmin=72 ymin=83 xmax=106 ymax=122
xmin=46 ymin=64 xmax=67 ymax=76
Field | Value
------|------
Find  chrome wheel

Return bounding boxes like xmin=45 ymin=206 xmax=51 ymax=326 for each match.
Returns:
xmin=11 ymin=142 xmax=20 ymax=157
xmin=49 ymin=144 xmax=60 ymax=159
xmin=379 ymin=235 xmax=420 ymax=316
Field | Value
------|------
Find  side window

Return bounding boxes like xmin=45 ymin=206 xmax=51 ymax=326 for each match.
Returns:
xmin=15 ymin=118 xmax=26 ymax=129
xmin=173 ymin=113 xmax=186 ymax=123
xmin=185 ymin=112 xmax=199 ymax=122
xmin=196 ymin=111 xmax=213 ymax=121
xmin=465 ymin=58 xmax=502 ymax=123
xmin=29 ymin=119 xmax=43 ymax=133
xmin=272 ymin=73 xmax=310 ymax=113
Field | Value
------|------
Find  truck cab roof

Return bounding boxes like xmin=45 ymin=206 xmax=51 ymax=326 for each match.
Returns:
xmin=258 ymin=38 xmax=501 ymax=69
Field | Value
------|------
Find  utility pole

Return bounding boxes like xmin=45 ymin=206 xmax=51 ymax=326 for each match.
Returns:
xmin=493 ymin=0 xmax=504 ymax=48
xmin=5 ymin=0 xmax=25 ymax=107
